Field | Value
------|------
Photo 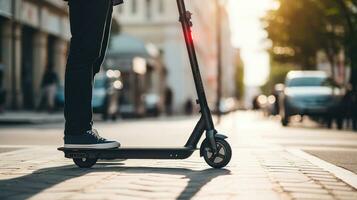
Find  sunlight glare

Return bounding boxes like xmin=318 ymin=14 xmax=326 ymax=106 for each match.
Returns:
xmin=228 ymin=0 xmax=276 ymax=86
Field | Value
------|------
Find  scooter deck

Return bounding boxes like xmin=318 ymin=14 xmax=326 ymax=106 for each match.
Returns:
xmin=58 ymin=147 xmax=196 ymax=160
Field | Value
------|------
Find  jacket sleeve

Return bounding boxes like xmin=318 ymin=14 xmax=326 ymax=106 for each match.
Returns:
xmin=113 ymin=0 xmax=124 ymax=6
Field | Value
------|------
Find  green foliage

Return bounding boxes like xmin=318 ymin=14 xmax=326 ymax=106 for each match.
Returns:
xmin=235 ymin=62 xmax=244 ymax=100
xmin=263 ymin=0 xmax=346 ymax=69
xmin=264 ymin=0 xmax=357 ymax=88
xmin=261 ymin=62 xmax=295 ymax=95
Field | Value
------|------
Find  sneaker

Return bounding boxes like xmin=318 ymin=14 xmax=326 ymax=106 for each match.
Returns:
xmin=64 ymin=129 xmax=120 ymax=149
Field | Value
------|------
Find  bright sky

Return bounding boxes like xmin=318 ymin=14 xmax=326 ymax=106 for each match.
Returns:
xmin=228 ymin=0 xmax=276 ymax=86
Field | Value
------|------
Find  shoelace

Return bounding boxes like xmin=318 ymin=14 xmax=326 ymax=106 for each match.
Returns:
xmin=87 ymin=129 xmax=105 ymax=141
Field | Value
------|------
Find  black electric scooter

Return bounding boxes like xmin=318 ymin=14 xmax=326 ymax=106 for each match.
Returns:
xmin=59 ymin=0 xmax=232 ymax=169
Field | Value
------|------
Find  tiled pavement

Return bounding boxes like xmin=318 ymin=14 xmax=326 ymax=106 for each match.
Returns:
xmin=1 ymin=112 xmax=357 ymax=200
xmin=0 ymin=146 xmax=357 ymax=200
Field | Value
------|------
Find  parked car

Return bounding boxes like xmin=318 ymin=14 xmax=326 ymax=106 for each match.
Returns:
xmin=212 ymin=98 xmax=238 ymax=115
xmin=257 ymin=94 xmax=278 ymax=116
xmin=279 ymin=71 xmax=344 ymax=127
xmin=56 ymin=71 xmax=122 ymax=120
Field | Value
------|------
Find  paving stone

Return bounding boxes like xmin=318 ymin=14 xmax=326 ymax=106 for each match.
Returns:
xmin=306 ymin=174 xmax=336 ymax=179
xmin=322 ymin=184 xmax=353 ymax=191
xmin=335 ymin=195 xmax=357 ymax=200
xmin=278 ymin=182 xmax=323 ymax=189
xmin=282 ymin=187 xmax=330 ymax=194
xmin=4 ymin=194 xmax=36 ymax=200
xmin=319 ymin=181 xmax=348 ymax=187
xmin=331 ymin=190 xmax=357 ymax=196
xmin=301 ymin=171 xmax=331 ymax=176
xmin=290 ymin=192 xmax=335 ymax=199
xmin=293 ymin=199 xmax=333 ymax=200
xmin=311 ymin=177 xmax=339 ymax=182
xmin=28 ymin=192 xmax=73 ymax=200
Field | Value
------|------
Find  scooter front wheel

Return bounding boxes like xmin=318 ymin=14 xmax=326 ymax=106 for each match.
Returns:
xmin=73 ymin=158 xmax=98 ymax=168
xmin=201 ymin=138 xmax=232 ymax=169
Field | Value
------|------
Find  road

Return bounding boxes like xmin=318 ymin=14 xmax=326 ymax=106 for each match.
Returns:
xmin=1 ymin=111 xmax=357 ymax=200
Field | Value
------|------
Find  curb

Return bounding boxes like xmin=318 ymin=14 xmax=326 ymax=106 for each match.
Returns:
xmin=0 ymin=112 xmax=63 ymax=125
xmin=288 ymin=148 xmax=357 ymax=189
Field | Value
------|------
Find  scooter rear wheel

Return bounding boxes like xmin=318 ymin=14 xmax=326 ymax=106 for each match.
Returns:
xmin=73 ymin=158 xmax=98 ymax=168
xmin=202 ymin=138 xmax=232 ymax=169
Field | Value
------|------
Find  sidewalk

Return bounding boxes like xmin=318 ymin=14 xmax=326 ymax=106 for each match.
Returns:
xmin=0 ymin=112 xmax=64 ymax=125
xmin=1 ymin=146 xmax=356 ymax=200
xmin=0 ymin=113 xmax=357 ymax=199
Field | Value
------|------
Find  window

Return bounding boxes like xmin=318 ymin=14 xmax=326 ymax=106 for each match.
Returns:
xmin=146 ymin=0 xmax=152 ymax=19
xmin=158 ymin=0 xmax=164 ymax=14
xmin=286 ymin=77 xmax=328 ymax=87
xmin=132 ymin=0 xmax=137 ymax=14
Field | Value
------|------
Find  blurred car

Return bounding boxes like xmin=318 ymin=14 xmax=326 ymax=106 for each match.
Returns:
xmin=257 ymin=94 xmax=278 ymax=116
xmin=280 ymin=71 xmax=344 ymax=127
xmin=214 ymin=98 xmax=237 ymax=115
xmin=56 ymin=71 xmax=123 ymax=120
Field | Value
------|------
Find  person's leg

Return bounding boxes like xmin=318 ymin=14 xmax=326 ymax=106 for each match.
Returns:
xmin=64 ymin=0 xmax=112 ymax=135
xmin=93 ymin=7 xmax=113 ymax=75
xmin=0 ymin=71 xmax=3 ymax=89
xmin=64 ymin=0 xmax=119 ymax=149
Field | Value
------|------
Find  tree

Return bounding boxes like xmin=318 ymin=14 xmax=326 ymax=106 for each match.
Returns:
xmin=264 ymin=0 xmax=357 ymax=89
xmin=235 ymin=57 xmax=244 ymax=100
xmin=335 ymin=0 xmax=357 ymax=88
xmin=264 ymin=0 xmax=345 ymax=70
xmin=261 ymin=62 xmax=296 ymax=95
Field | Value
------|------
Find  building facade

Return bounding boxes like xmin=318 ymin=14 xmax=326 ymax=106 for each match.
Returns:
xmin=114 ymin=0 xmax=235 ymax=112
xmin=0 ymin=0 xmax=70 ymax=109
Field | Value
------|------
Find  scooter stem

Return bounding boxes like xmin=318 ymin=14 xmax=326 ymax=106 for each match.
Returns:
xmin=176 ymin=0 xmax=215 ymax=130
xmin=177 ymin=0 xmax=217 ymax=153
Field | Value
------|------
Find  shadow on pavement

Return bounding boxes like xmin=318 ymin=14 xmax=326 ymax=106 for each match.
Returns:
xmin=0 ymin=162 xmax=230 ymax=200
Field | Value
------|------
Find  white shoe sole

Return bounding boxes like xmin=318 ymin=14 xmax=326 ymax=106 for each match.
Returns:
xmin=64 ymin=142 xmax=120 ymax=149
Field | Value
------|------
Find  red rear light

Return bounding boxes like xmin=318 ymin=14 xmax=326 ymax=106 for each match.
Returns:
xmin=186 ymin=29 xmax=194 ymax=43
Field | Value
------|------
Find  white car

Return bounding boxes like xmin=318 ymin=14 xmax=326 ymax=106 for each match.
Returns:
xmin=280 ymin=71 xmax=344 ymax=127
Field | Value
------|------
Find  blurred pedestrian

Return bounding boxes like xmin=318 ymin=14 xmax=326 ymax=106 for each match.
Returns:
xmin=350 ymin=90 xmax=357 ymax=131
xmin=184 ymin=99 xmax=193 ymax=115
xmin=341 ymin=84 xmax=357 ymax=131
xmin=0 ymin=59 xmax=5 ymax=113
xmin=252 ymin=95 xmax=260 ymax=110
xmin=62 ymin=0 xmax=121 ymax=149
xmin=38 ymin=65 xmax=58 ymax=113
xmin=164 ymin=87 xmax=173 ymax=116
xmin=0 ymin=59 xmax=3 ymax=88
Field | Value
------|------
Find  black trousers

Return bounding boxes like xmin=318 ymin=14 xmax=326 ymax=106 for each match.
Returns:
xmin=64 ymin=0 xmax=113 ymax=135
